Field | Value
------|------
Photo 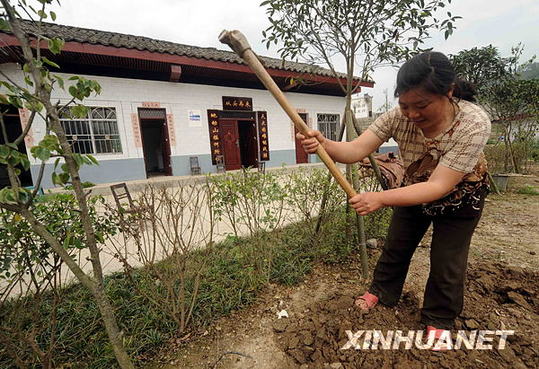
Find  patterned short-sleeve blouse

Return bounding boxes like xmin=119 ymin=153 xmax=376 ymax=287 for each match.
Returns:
xmin=367 ymin=100 xmax=492 ymax=215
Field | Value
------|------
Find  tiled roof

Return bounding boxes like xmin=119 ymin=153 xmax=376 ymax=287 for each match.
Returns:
xmin=16 ymin=20 xmax=354 ymax=80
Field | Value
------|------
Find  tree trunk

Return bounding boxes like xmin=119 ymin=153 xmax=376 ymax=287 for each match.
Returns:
xmin=503 ymin=125 xmax=519 ymax=173
xmin=93 ymin=287 xmax=135 ymax=369
xmin=344 ymin=96 xmax=368 ymax=278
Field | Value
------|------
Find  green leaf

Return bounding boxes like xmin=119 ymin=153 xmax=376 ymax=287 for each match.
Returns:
xmin=63 ymin=233 xmax=72 ymax=248
xmin=50 ymin=11 xmax=57 ymax=21
xmin=47 ymin=38 xmax=64 ymax=55
xmin=0 ymin=19 xmax=11 ymax=32
xmin=17 ymin=188 xmax=30 ymax=203
xmin=31 ymin=146 xmax=51 ymax=161
xmin=68 ymin=86 xmax=81 ymax=100
xmin=81 ymin=181 xmax=95 ymax=188
xmin=7 ymin=155 xmax=19 ymax=166
xmin=53 ymin=74 xmax=65 ymax=89
xmin=52 ymin=172 xmax=69 ymax=186
xmin=19 ymin=156 xmax=30 ymax=171
xmin=24 ymin=75 xmax=34 ymax=87
xmin=41 ymin=57 xmax=60 ymax=69
xmin=87 ymin=155 xmax=99 ymax=166
xmin=73 ymin=239 xmax=84 ymax=249
xmin=72 ymin=154 xmax=85 ymax=168
xmin=59 ymin=173 xmax=70 ymax=184
xmin=24 ymin=99 xmax=44 ymax=112
xmin=90 ymin=81 xmax=102 ymax=94
xmin=69 ymin=104 xmax=89 ymax=118
xmin=0 ymin=188 xmax=17 ymax=204
xmin=0 ymin=145 xmax=9 ymax=158
xmin=8 ymin=95 xmax=23 ymax=108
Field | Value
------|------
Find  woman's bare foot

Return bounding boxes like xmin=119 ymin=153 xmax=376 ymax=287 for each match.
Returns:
xmin=354 ymin=292 xmax=379 ymax=312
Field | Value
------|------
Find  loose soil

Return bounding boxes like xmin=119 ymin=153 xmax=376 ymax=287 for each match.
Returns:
xmin=150 ymin=175 xmax=539 ymax=369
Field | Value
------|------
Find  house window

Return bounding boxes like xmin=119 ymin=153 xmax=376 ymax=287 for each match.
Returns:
xmin=60 ymin=107 xmax=122 ymax=154
xmin=317 ymin=113 xmax=340 ymax=141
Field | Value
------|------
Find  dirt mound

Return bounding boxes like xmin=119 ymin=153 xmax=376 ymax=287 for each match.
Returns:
xmin=274 ymin=263 xmax=539 ymax=369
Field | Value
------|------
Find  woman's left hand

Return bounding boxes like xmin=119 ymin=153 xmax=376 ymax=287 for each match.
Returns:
xmin=349 ymin=192 xmax=386 ymax=216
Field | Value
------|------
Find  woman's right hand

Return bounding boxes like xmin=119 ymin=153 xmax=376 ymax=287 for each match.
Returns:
xmin=296 ymin=130 xmax=326 ymax=154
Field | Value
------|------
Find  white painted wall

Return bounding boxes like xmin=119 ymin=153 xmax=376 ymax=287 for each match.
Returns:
xmin=1 ymin=63 xmax=346 ymax=166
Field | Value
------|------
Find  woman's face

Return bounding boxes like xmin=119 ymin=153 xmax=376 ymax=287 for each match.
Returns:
xmin=398 ymin=88 xmax=453 ymax=131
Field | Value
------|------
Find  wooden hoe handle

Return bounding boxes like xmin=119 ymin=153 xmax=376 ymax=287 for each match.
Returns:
xmin=218 ymin=30 xmax=357 ymax=198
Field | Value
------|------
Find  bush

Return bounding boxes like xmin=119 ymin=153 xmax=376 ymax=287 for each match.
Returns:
xmin=484 ymin=138 xmax=539 ymax=174
xmin=0 ymin=193 xmax=119 ymax=369
xmin=0 ymin=194 xmax=117 ymax=283
xmin=0 ymin=169 xmax=392 ymax=368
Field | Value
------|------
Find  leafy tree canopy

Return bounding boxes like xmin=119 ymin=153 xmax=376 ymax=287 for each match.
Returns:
xmin=450 ymin=44 xmax=537 ymax=119
xmin=261 ymin=0 xmax=461 ymax=89
xmin=449 ymin=44 xmax=535 ymax=91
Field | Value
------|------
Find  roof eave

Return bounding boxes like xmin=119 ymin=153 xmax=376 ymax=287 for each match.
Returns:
xmin=0 ymin=33 xmax=374 ymax=90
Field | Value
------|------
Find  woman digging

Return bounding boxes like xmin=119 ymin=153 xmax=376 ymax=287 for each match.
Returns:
xmin=298 ymin=51 xmax=491 ymax=339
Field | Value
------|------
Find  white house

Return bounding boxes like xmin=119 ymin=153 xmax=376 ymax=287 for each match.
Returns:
xmin=352 ymin=94 xmax=398 ymax=154
xmin=0 ymin=21 xmax=374 ymax=189
xmin=352 ymin=93 xmax=373 ymax=119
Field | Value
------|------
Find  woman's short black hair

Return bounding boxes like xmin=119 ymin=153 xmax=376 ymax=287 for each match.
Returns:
xmin=394 ymin=51 xmax=476 ymax=102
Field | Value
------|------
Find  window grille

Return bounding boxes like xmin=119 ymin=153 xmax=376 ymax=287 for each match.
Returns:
xmin=60 ymin=107 xmax=122 ymax=154
xmin=317 ymin=113 xmax=340 ymax=141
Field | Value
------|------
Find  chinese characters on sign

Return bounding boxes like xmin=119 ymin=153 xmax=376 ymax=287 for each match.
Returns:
xmin=166 ymin=114 xmax=176 ymax=147
xmin=222 ymin=96 xmax=253 ymax=111
xmin=141 ymin=102 xmax=161 ymax=108
xmin=207 ymin=110 xmax=223 ymax=164
xmin=257 ymin=111 xmax=270 ymax=161
xmin=131 ymin=113 xmax=142 ymax=147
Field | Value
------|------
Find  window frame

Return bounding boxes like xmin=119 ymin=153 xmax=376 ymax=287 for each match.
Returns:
xmin=317 ymin=113 xmax=340 ymax=142
xmin=59 ymin=107 xmax=123 ymax=155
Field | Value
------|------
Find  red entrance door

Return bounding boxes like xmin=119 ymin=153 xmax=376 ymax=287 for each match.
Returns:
xmin=220 ymin=120 xmax=242 ymax=170
xmin=295 ymin=113 xmax=309 ymax=164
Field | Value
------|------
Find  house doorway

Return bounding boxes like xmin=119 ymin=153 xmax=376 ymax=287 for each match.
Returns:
xmin=138 ymin=108 xmax=171 ymax=177
xmin=220 ymin=119 xmax=258 ymax=171
xmin=0 ymin=106 xmax=33 ymax=188
xmin=238 ymin=120 xmax=258 ymax=168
